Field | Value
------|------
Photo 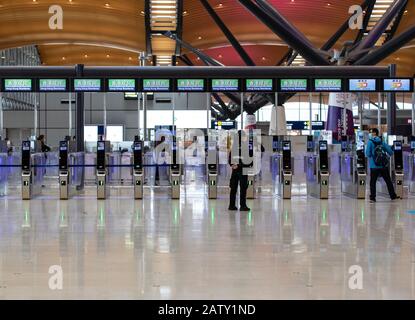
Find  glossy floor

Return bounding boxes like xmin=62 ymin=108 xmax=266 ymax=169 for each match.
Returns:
xmin=1 ymin=186 xmax=415 ymax=299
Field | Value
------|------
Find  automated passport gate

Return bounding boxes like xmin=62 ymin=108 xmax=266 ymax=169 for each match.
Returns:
xmin=341 ymin=147 xmax=367 ymax=199
xmin=170 ymin=140 xmax=180 ymax=199
xmin=59 ymin=141 xmax=71 ymax=200
xmin=21 ymin=141 xmax=33 ymax=200
xmin=96 ymin=140 xmax=108 ymax=199
xmin=246 ymin=132 xmax=256 ymax=199
xmin=380 ymin=141 xmax=404 ymax=198
xmin=307 ymin=140 xmax=330 ymax=199
xmin=277 ymin=141 xmax=293 ymax=199
xmin=133 ymin=140 xmax=144 ymax=199
xmin=206 ymin=140 xmax=218 ymax=199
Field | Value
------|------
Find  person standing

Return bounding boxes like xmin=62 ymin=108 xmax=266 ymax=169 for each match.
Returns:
xmin=365 ymin=128 xmax=399 ymax=203
xmin=228 ymin=131 xmax=251 ymax=212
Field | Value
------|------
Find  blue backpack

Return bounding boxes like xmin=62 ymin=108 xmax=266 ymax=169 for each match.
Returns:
xmin=372 ymin=139 xmax=389 ymax=167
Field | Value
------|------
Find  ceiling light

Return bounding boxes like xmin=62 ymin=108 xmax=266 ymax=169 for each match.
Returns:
xmin=84 ymin=54 xmax=88 ymax=58
xmin=218 ymin=54 xmax=222 ymax=58
xmin=198 ymin=36 xmax=202 ymax=40
xmin=106 ymin=54 xmax=110 ymax=58
xmin=62 ymin=57 xmax=66 ymax=60
xmin=105 ymin=3 xmax=110 ymax=8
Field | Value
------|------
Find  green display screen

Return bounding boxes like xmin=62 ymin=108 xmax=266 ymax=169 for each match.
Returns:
xmin=39 ymin=79 xmax=67 ymax=91
xmin=74 ymin=79 xmax=102 ymax=91
xmin=211 ymin=79 xmax=239 ymax=91
xmin=245 ymin=79 xmax=273 ymax=91
xmin=279 ymin=79 xmax=308 ymax=91
xmin=4 ymin=79 xmax=32 ymax=91
xmin=142 ymin=79 xmax=170 ymax=91
xmin=177 ymin=79 xmax=205 ymax=91
xmin=108 ymin=79 xmax=136 ymax=91
xmin=314 ymin=79 xmax=343 ymax=91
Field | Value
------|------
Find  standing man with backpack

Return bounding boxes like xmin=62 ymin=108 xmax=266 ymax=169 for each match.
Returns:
xmin=365 ymin=128 xmax=399 ymax=203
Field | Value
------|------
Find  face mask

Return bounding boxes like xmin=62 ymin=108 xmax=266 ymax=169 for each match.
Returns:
xmin=368 ymin=133 xmax=372 ymax=139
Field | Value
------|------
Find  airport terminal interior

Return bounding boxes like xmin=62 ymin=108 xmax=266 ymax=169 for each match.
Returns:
xmin=0 ymin=0 xmax=415 ymax=300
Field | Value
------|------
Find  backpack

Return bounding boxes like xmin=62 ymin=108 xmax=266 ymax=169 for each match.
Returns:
xmin=372 ymin=139 xmax=389 ymax=167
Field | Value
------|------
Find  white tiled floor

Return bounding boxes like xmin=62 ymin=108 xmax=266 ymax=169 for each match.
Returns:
xmin=0 ymin=186 xmax=415 ymax=299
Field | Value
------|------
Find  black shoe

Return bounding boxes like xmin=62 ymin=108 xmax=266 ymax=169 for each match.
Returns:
xmin=369 ymin=198 xmax=376 ymax=203
xmin=228 ymin=206 xmax=237 ymax=211
xmin=239 ymin=206 xmax=251 ymax=212
xmin=391 ymin=196 xmax=400 ymax=201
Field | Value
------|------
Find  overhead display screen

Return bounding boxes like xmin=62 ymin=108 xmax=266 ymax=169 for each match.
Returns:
xmin=176 ymin=79 xmax=205 ymax=91
xmin=383 ymin=79 xmax=413 ymax=92
xmin=107 ymin=79 xmax=136 ymax=92
xmin=348 ymin=79 xmax=377 ymax=92
xmin=245 ymin=79 xmax=273 ymax=92
xmin=74 ymin=79 xmax=102 ymax=92
xmin=211 ymin=79 xmax=240 ymax=92
xmin=4 ymin=79 xmax=33 ymax=91
xmin=39 ymin=79 xmax=67 ymax=92
xmin=314 ymin=79 xmax=343 ymax=91
xmin=142 ymin=79 xmax=171 ymax=92
xmin=279 ymin=79 xmax=309 ymax=92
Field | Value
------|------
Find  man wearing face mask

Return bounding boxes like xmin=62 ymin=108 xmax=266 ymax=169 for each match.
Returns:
xmin=365 ymin=128 xmax=398 ymax=203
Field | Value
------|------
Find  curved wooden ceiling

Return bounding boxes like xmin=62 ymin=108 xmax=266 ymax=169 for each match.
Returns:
xmin=0 ymin=0 xmax=144 ymax=55
xmin=0 ymin=0 xmax=413 ymax=75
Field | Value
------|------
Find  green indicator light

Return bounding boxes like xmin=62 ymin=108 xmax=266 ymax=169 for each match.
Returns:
xmin=284 ymin=210 xmax=288 ymax=222
xmin=361 ymin=208 xmax=365 ymax=223
xmin=248 ymin=211 xmax=252 ymax=225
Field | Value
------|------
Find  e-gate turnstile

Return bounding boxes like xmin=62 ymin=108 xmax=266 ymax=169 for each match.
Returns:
xmin=206 ymin=140 xmax=218 ymax=199
xmin=59 ymin=141 xmax=70 ymax=200
xmin=277 ymin=140 xmax=293 ymax=199
xmin=341 ymin=147 xmax=367 ymax=199
xmin=307 ymin=140 xmax=330 ymax=199
xmin=407 ymin=137 xmax=415 ymax=193
xmin=380 ymin=141 xmax=404 ymax=198
xmin=96 ymin=140 xmax=108 ymax=199
xmin=133 ymin=140 xmax=144 ymax=199
xmin=246 ymin=131 xmax=255 ymax=199
xmin=21 ymin=141 xmax=32 ymax=200
xmin=170 ymin=139 xmax=180 ymax=199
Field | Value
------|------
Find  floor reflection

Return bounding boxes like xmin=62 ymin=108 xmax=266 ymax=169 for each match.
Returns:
xmin=0 ymin=189 xmax=414 ymax=299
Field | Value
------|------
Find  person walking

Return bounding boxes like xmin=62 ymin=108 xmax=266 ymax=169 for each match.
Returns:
xmin=228 ymin=130 xmax=251 ymax=212
xmin=365 ymin=128 xmax=399 ymax=203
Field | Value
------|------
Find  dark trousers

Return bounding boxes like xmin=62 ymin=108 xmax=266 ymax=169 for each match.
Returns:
xmin=370 ymin=167 xmax=397 ymax=200
xmin=229 ymin=170 xmax=248 ymax=208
